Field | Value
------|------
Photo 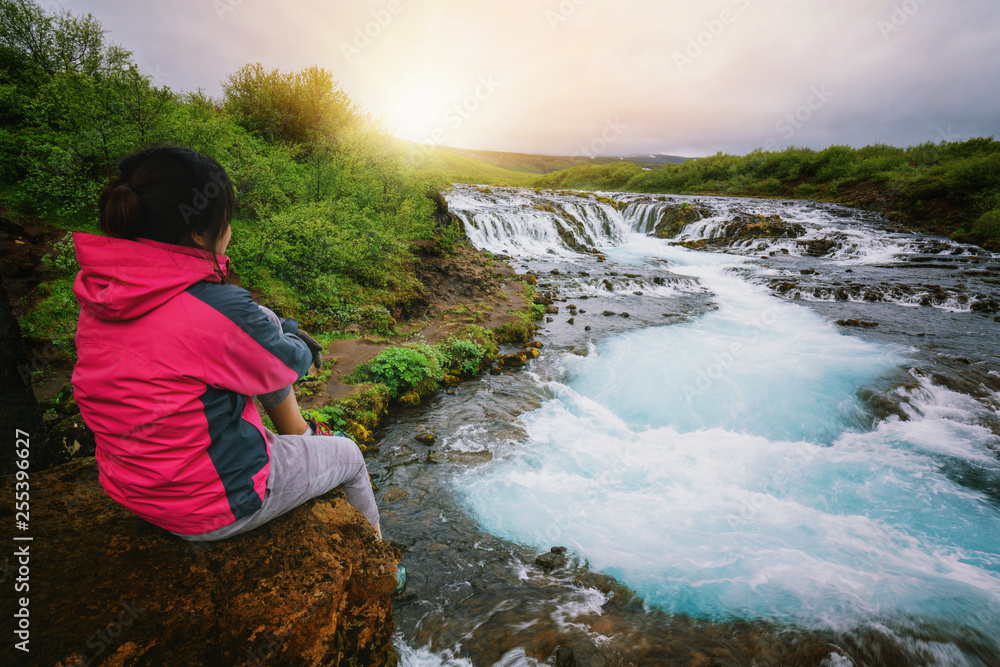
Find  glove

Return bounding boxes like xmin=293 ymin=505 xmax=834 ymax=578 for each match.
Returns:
xmin=293 ymin=329 xmax=324 ymax=370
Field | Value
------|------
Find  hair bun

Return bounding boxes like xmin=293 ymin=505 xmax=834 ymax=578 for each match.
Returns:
xmin=98 ymin=180 xmax=143 ymax=238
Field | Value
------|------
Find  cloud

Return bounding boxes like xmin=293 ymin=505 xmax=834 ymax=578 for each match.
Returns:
xmin=70 ymin=0 xmax=1000 ymax=157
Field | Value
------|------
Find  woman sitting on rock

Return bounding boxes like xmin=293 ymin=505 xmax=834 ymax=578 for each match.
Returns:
xmin=71 ymin=146 xmax=394 ymax=572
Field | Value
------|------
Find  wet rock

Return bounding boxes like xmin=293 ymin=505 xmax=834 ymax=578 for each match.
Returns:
xmin=46 ymin=413 xmax=97 ymax=462
xmin=578 ymin=309 xmax=586 ymax=314
xmin=550 ymin=268 xmax=561 ymax=275
xmin=567 ymin=318 xmax=575 ymax=324
xmin=971 ymin=298 xmax=999 ymax=313
xmin=499 ymin=352 xmax=529 ymax=368
xmin=618 ymin=312 xmax=630 ymax=318
xmin=535 ymin=546 xmax=569 ymax=572
xmin=602 ymin=310 xmax=616 ymax=317
xmin=602 ymin=279 xmax=614 ymax=291
xmin=836 ymin=319 xmax=879 ymax=329
xmin=651 ymin=203 xmax=711 ymax=238
xmin=415 ymin=432 xmax=436 ymax=444
xmin=553 ymin=645 xmax=577 ymax=667
xmin=525 ymin=341 xmax=543 ymax=349
xmin=797 ymin=239 xmax=840 ymax=257
xmin=717 ymin=212 xmax=805 ymax=240
xmin=863 ymin=289 xmax=883 ymax=302
xmin=382 ymin=488 xmax=408 ymax=504
xmin=546 ymin=316 xmax=554 ymax=323
xmin=545 ymin=305 xmax=559 ymax=314
xmin=584 ymin=326 xmax=592 ymax=330
xmin=800 ymin=269 xmax=817 ymax=275
xmin=633 ymin=291 xmax=644 ymax=296
xmin=772 ymin=280 xmax=799 ymax=294
xmin=399 ymin=391 xmax=421 ymax=406
xmin=2 ymin=458 xmax=395 ymax=666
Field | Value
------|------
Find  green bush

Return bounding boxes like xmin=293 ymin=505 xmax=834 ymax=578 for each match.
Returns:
xmin=972 ymin=209 xmax=1000 ymax=239
xmin=19 ymin=232 xmax=80 ymax=349
xmin=355 ymin=344 xmax=444 ymax=398
xmin=439 ymin=336 xmax=489 ymax=375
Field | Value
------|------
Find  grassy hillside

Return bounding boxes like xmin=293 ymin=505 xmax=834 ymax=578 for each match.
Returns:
xmin=392 ymin=139 xmax=535 ymax=186
xmin=394 ymin=139 xmax=690 ymax=184
xmin=530 ymin=142 xmax=1000 ymax=249
xmin=429 ymin=145 xmax=689 ymax=174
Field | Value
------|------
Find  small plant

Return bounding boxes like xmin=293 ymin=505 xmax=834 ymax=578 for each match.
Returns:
xmin=352 ymin=344 xmax=444 ymax=398
xmin=440 ymin=337 xmax=488 ymax=375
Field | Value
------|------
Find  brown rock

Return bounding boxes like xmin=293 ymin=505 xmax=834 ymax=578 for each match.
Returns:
xmin=382 ymin=488 xmax=409 ymax=504
xmin=0 ymin=458 xmax=395 ymax=666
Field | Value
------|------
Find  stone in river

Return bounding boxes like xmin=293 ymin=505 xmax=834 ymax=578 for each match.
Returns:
xmin=535 ymin=546 xmax=569 ymax=572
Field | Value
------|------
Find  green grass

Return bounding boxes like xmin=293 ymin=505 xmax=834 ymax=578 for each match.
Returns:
xmin=528 ymin=139 xmax=1000 ymax=248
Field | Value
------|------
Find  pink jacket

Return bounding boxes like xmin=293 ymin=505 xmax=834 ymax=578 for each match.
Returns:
xmin=72 ymin=233 xmax=311 ymax=534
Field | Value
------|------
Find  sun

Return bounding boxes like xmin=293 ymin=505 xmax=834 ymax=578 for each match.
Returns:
xmin=382 ymin=84 xmax=447 ymax=143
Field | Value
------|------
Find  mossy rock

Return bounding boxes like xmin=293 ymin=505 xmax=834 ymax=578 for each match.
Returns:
xmin=398 ymin=392 xmax=420 ymax=406
xmin=652 ymin=204 xmax=711 ymax=238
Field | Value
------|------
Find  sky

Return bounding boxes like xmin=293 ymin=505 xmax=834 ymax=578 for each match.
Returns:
xmin=58 ymin=0 xmax=1000 ymax=158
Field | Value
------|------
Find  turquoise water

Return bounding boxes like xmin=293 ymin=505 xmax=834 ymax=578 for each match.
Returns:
xmin=457 ymin=236 xmax=1000 ymax=640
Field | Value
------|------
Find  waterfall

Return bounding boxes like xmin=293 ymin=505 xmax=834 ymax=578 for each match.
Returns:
xmin=435 ymin=184 xmax=1000 ymax=664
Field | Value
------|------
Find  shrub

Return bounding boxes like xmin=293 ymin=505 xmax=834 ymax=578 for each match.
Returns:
xmin=439 ymin=337 xmax=489 ymax=375
xmin=971 ymin=209 xmax=1000 ymax=239
xmin=19 ymin=233 xmax=80 ymax=349
xmin=355 ymin=344 xmax=444 ymax=398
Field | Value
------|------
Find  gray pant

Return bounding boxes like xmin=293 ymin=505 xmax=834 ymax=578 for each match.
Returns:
xmin=172 ymin=305 xmax=380 ymax=542
xmin=173 ymin=427 xmax=380 ymax=542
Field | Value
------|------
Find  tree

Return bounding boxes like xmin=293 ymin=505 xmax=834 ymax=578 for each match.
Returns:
xmin=222 ymin=63 xmax=365 ymax=145
xmin=0 ymin=0 xmax=130 ymax=78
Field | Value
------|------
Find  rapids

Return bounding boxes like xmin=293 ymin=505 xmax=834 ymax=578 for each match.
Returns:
xmin=376 ymin=185 xmax=1000 ymax=666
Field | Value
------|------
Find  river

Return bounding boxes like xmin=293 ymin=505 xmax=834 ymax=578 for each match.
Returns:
xmin=373 ymin=185 xmax=1000 ymax=666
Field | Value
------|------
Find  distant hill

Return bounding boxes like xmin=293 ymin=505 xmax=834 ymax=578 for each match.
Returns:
xmin=391 ymin=138 xmax=691 ymax=184
xmin=433 ymin=145 xmax=691 ymax=174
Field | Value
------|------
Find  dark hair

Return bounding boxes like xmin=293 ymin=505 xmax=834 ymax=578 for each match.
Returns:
xmin=98 ymin=145 xmax=235 ymax=277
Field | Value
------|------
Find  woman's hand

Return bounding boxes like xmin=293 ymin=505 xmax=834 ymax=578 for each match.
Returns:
xmin=293 ymin=329 xmax=324 ymax=369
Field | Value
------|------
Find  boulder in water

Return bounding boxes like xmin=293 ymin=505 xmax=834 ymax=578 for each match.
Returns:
xmin=652 ymin=203 xmax=711 ymax=239
xmin=535 ymin=546 xmax=569 ymax=572
xmin=836 ymin=319 xmax=879 ymax=329
xmin=717 ymin=213 xmax=805 ymax=240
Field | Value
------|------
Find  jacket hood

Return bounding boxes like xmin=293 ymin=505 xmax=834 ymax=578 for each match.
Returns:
xmin=74 ymin=233 xmax=230 ymax=321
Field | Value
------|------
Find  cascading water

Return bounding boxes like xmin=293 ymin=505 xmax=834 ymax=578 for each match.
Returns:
xmin=382 ymin=185 xmax=1000 ymax=666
